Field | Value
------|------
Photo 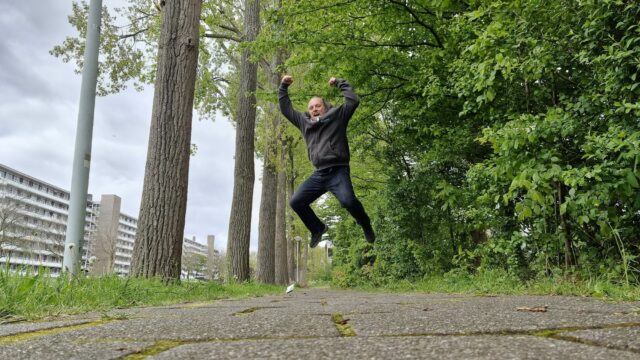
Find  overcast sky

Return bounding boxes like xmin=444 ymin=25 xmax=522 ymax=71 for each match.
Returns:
xmin=0 ymin=1 xmax=263 ymax=252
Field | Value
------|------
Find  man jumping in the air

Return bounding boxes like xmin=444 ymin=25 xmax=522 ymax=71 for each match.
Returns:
xmin=278 ymin=75 xmax=375 ymax=248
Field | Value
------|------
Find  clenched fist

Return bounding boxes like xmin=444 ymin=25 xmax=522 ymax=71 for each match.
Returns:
xmin=281 ymin=75 xmax=293 ymax=86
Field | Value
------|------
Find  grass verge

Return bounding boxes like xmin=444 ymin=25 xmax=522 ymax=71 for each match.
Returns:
xmin=0 ymin=271 xmax=283 ymax=322
xmin=347 ymin=269 xmax=640 ymax=301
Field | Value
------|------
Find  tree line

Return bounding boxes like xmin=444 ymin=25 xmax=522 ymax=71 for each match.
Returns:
xmin=53 ymin=0 xmax=640 ymax=285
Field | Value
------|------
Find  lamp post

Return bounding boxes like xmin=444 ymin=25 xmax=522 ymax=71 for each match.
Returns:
xmin=63 ymin=0 xmax=102 ymax=277
xmin=294 ymin=236 xmax=301 ymax=283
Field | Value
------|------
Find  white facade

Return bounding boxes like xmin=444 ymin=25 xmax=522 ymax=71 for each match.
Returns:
xmin=114 ymin=213 xmax=137 ymax=275
xmin=182 ymin=236 xmax=209 ymax=279
xmin=1 ymin=163 xmax=212 ymax=277
xmin=183 ymin=236 xmax=208 ymax=257
xmin=0 ymin=164 xmax=96 ymax=275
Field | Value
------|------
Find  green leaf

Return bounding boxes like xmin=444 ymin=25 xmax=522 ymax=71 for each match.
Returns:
xmin=560 ymin=202 xmax=567 ymax=215
xmin=626 ymin=170 xmax=640 ymax=188
xmin=530 ymin=190 xmax=544 ymax=204
xmin=486 ymin=89 xmax=495 ymax=102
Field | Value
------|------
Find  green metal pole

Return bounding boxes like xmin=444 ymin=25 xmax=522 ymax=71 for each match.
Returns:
xmin=63 ymin=0 xmax=102 ymax=276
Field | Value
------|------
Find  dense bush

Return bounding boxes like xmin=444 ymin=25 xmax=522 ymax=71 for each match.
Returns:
xmin=272 ymin=0 xmax=639 ymax=286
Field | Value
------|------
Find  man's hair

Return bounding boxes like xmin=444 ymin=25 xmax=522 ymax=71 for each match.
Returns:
xmin=310 ymin=96 xmax=333 ymax=110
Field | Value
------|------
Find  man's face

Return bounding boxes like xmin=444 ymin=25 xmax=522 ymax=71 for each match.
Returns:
xmin=308 ymin=97 xmax=326 ymax=118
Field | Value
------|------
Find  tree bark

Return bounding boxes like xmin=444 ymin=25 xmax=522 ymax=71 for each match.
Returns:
xmin=130 ymin=0 xmax=201 ymax=280
xmin=557 ymin=182 xmax=577 ymax=267
xmin=226 ymin=0 xmax=260 ymax=282
xmin=255 ymin=115 xmax=277 ymax=283
xmin=274 ymin=154 xmax=288 ymax=284
xmin=300 ymin=238 xmax=308 ymax=287
xmin=256 ymin=47 xmax=283 ymax=284
xmin=286 ymin=136 xmax=303 ymax=284
xmin=285 ymin=147 xmax=296 ymax=282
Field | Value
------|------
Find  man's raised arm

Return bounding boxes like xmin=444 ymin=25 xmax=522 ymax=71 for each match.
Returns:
xmin=278 ymin=75 xmax=304 ymax=128
xmin=330 ymin=77 xmax=360 ymax=120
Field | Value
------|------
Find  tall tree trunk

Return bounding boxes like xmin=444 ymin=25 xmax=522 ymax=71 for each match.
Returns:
xmin=130 ymin=0 xmax=201 ymax=280
xmin=447 ymin=208 xmax=456 ymax=256
xmin=274 ymin=150 xmax=288 ymax=284
xmin=256 ymin=51 xmax=284 ymax=284
xmin=268 ymin=47 xmax=289 ymax=284
xmin=287 ymin=138 xmax=309 ymax=287
xmin=557 ymin=182 xmax=576 ymax=267
xmin=300 ymin=238 xmax=308 ymax=287
xmin=285 ymin=145 xmax=296 ymax=282
xmin=226 ymin=0 xmax=260 ymax=282
xmin=256 ymin=110 xmax=277 ymax=283
xmin=287 ymin=175 xmax=299 ymax=283
xmin=286 ymin=136 xmax=303 ymax=283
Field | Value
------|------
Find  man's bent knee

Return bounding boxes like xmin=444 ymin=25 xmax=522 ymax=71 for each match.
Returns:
xmin=339 ymin=196 xmax=357 ymax=210
xmin=289 ymin=197 xmax=300 ymax=211
xmin=289 ymin=196 xmax=307 ymax=212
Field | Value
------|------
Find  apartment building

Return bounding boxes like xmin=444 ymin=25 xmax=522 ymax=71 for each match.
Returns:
xmin=88 ymin=194 xmax=137 ymax=276
xmin=1 ymin=163 xmax=214 ymax=278
xmin=182 ymin=236 xmax=206 ymax=278
xmin=0 ymin=163 xmax=96 ymax=275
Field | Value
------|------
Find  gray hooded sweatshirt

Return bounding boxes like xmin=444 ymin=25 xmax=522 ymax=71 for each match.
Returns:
xmin=278 ymin=79 xmax=360 ymax=170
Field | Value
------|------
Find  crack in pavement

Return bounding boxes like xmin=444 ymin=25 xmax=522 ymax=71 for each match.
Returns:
xmin=0 ymin=319 xmax=116 ymax=345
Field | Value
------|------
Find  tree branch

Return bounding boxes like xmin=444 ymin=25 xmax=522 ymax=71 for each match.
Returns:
xmin=388 ymin=0 xmax=443 ymax=48
xmin=119 ymin=28 xmax=149 ymax=40
xmin=289 ymin=0 xmax=356 ymax=16
xmin=216 ymin=23 xmax=242 ymax=36
xmin=290 ymin=39 xmax=440 ymax=49
xmin=212 ymin=76 xmax=230 ymax=84
xmin=204 ymin=32 xmax=242 ymax=43
xmin=359 ymin=83 xmax=404 ymax=98
xmin=218 ymin=41 xmax=240 ymax=68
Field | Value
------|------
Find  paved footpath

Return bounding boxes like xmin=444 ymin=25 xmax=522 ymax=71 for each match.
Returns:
xmin=1 ymin=288 xmax=640 ymax=359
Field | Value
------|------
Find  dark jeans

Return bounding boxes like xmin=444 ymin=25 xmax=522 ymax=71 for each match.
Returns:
xmin=289 ymin=165 xmax=371 ymax=234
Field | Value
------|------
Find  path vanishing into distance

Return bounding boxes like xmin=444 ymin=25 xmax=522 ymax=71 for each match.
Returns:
xmin=1 ymin=288 xmax=640 ymax=359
